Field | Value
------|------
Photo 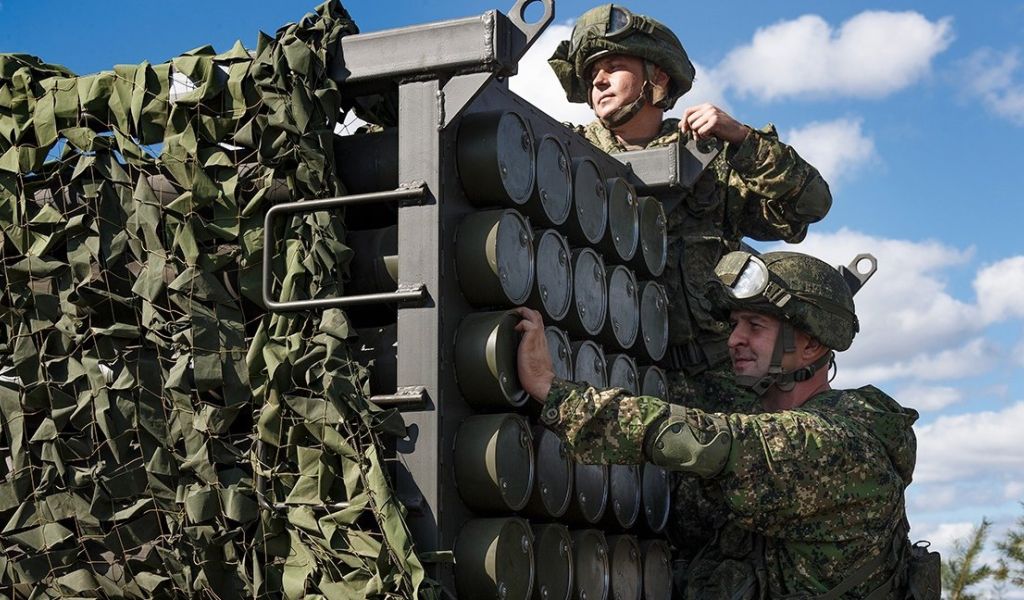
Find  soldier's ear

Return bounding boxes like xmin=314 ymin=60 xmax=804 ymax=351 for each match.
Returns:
xmin=802 ymin=335 xmax=830 ymax=363
xmin=651 ymin=65 xmax=670 ymax=87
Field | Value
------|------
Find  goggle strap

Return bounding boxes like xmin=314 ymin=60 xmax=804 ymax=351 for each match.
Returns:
xmin=762 ymin=282 xmax=791 ymax=307
xmin=629 ymin=15 xmax=656 ymax=35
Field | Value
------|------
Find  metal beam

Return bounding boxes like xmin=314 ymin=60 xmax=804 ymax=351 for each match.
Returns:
xmin=334 ymin=12 xmax=520 ymax=85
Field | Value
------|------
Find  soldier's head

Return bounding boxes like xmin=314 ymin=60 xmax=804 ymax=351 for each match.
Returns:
xmin=712 ymin=251 xmax=872 ymax=396
xmin=548 ymin=4 xmax=695 ymax=128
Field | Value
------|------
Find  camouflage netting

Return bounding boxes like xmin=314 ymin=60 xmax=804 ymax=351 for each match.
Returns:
xmin=0 ymin=1 xmax=428 ymax=597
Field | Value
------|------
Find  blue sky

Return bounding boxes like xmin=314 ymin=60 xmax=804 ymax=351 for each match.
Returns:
xmin=3 ymin=0 xmax=1023 ymax=592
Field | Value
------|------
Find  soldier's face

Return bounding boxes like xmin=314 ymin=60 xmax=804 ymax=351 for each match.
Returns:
xmin=587 ymin=54 xmax=646 ymax=120
xmin=727 ymin=310 xmax=781 ymax=378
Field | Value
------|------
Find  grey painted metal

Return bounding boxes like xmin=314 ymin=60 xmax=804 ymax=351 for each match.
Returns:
xmin=454 ymin=413 xmax=535 ymax=512
xmin=369 ymin=386 xmax=429 ymax=411
xmin=638 ymin=365 xmax=668 ymax=401
xmin=561 ymin=248 xmax=607 ymax=338
xmin=392 ymin=79 xmax=453 ymax=570
xmin=524 ymin=425 xmax=573 ymax=518
xmin=532 ymin=524 xmax=574 ymax=600
xmin=529 ymin=229 xmax=573 ymax=321
xmin=639 ymin=539 xmax=673 ymax=600
xmin=354 ymin=325 xmax=397 ymax=395
xmin=347 ymin=226 xmax=398 ymax=295
xmin=458 ymin=110 xmax=536 ymax=207
xmin=607 ymin=353 xmax=639 ymax=395
xmin=607 ymin=535 xmax=642 ymax=600
xmin=456 ymin=209 xmax=535 ymax=306
xmin=529 ymin=134 xmax=573 ymax=226
xmin=607 ymin=464 xmax=641 ymax=530
xmin=637 ymin=281 xmax=669 ymax=362
xmin=455 ymin=517 xmax=535 ymax=600
xmin=629 ymin=196 xmax=667 ymax=278
xmin=641 ymin=463 xmax=671 ymax=534
xmin=598 ymin=177 xmax=639 ymax=264
xmin=571 ymin=529 xmax=610 ymax=600
xmin=566 ymin=462 xmax=609 ymax=525
xmin=335 ymin=0 xmax=554 ymax=123
xmin=333 ymin=127 xmax=399 ymax=193
xmin=262 ymin=185 xmax=427 ymax=312
xmin=336 ymin=13 xmax=518 ymax=85
xmin=600 ymin=265 xmax=639 ymax=351
xmin=567 ymin=157 xmax=608 ymax=246
xmin=615 ymin=136 xmax=722 ymax=194
xmin=455 ymin=310 xmax=527 ymax=408
xmin=571 ymin=340 xmax=607 ymax=389
xmin=545 ymin=326 xmax=574 ymax=382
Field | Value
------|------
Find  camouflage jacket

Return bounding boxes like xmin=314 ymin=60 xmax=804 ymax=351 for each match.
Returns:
xmin=540 ymin=379 xmax=918 ymax=599
xmin=583 ymin=119 xmax=832 ymax=356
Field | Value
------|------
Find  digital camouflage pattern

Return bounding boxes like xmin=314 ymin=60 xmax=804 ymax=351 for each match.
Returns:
xmin=541 ymin=379 xmax=919 ymax=598
xmin=0 ymin=2 xmax=430 ymax=597
xmin=714 ymin=251 xmax=860 ymax=352
xmin=547 ymin=4 xmax=695 ymax=108
xmin=583 ymin=118 xmax=833 ymax=369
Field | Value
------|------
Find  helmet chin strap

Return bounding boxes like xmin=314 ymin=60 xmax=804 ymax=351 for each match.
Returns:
xmin=734 ymin=322 xmax=835 ymax=397
xmin=598 ymin=80 xmax=649 ymax=128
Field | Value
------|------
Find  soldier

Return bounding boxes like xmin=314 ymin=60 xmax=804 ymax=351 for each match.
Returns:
xmin=549 ymin=5 xmax=834 ymax=395
xmin=514 ymin=251 xmax=919 ymax=598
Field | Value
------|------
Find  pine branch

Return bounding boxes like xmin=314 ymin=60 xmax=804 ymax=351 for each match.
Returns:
xmin=996 ymin=502 xmax=1024 ymax=588
xmin=942 ymin=518 xmax=994 ymax=600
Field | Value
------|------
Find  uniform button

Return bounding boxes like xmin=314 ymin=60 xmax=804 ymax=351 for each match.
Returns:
xmin=545 ymin=408 xmax=559 ymax=422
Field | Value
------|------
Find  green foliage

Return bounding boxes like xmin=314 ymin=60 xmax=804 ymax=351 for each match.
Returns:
xmin=942 ymin=518 xmax=994 ymax=600
xmin=996 ymin=502 xmax=1024 ymax=588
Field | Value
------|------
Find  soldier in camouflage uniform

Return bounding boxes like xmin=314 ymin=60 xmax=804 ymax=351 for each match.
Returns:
xmin=513 ymin=251 xmax=919 ymax=599
xmin=549 ymin=5 xmax=833 ymax=392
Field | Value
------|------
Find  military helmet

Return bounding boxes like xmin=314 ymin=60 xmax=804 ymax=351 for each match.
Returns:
xmin=714 ymin=251 xmax=860 ymax=351
xmin=548 ymin=4 xmax=695 ymax=109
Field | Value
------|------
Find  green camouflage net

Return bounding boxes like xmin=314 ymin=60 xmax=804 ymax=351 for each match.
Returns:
xmin=0 ymin=1 xmax=427 ymax=597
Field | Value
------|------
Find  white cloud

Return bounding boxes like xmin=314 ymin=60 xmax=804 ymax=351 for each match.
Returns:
xmin=1005 ymin=481 xmax=1024 ymax=501
xmin=839 ymin=337 xmax=998 ymax=386
xmin=716 ymin=11 xmax=953 ymax=101
xmin=509 ymin=23 xmax=596 ymax=125
xmin=666 ymin=62 xmax=732 ymax=117
xmin=975 ymin=256 xmax=1024 ymax=322
xmin=766 ymin=230 xmax=1024 ymax=390
xmin=783 ymin=118 xmax=876 ymax=185
xmin=768 ymin=229 xmax=977 ymax=375
xmin=916 ymin=521 xmax=975 ymax=556
xmin=914 ymin=401 xmax=1024 ymax=484
xmin=894 ymin=384 xmax=963 ymax=412
xmin=960 ymin=47 xmax=1024 ymax=126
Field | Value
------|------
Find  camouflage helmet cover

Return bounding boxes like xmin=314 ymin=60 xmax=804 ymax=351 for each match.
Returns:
xmin=713 ymin=251 xmax=860 ymax=351
xmin=548 ymin=4 xmax=695 ymax=108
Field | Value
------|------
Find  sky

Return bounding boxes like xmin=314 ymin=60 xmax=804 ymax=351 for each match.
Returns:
xmin=3 ymin=0 xmax=1023 ymax=594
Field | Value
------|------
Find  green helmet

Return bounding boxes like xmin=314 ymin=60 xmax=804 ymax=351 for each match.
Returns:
xmin=548 ymin=4 xmax=695 ymax=110
xmin=714 ymin=251 xmax=862 ymax=351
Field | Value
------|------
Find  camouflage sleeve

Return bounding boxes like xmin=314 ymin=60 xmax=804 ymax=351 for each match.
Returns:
xmin=539 ymin=378 xmax=668 ymax=464
xmin=716 ymin=407 xmax=904 ymax=537
xmin=724 ymin=124 xmax=833 ymax=243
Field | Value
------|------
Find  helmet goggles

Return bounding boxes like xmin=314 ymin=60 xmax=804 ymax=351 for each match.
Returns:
xmin=716 ymin=252 xmax=791 ymax=307
xmin=569 ymin=5 xmax=657 ymax=57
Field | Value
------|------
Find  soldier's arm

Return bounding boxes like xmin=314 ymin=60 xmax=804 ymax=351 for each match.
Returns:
xmin=540 ymin=378 xmax=901 ymax=524
xmin=723 ymin=124 xmax=833 ymax=242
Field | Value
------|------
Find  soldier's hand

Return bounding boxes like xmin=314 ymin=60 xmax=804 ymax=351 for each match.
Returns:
xmin=680 ymin=103 xmax=750 ymax=145
xmin=514 ymin=307 xmax=555 ymax=403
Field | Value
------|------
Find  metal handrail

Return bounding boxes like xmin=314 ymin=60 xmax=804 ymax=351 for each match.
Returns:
xmin=262 ymin=183 xmax=428 ymax=313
